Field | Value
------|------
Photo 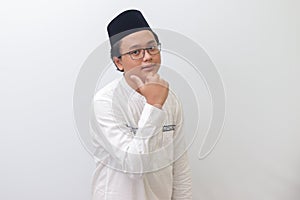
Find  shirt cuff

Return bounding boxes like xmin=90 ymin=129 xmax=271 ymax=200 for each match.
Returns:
xmin=137 ymin=103 xmax=165 ymax=134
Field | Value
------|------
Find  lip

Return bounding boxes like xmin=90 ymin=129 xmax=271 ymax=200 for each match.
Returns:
xmin=141 ymin=64 xmax=156 ymax=70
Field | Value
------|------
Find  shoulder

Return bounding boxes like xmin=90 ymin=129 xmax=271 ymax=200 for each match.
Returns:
xmin=93 ymin=78 xmax=121 ymax=101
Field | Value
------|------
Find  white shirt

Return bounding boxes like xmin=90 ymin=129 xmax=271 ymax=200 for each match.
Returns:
xmin=90 ymin=76 xmax=192 ymax=200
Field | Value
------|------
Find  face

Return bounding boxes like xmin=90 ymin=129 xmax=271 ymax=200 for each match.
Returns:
xmin=113 ymin=30 xmax=161 ymax=81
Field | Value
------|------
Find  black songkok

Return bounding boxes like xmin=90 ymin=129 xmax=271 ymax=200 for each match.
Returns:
xmin=107 ymin=9 xmax=151 ymax=47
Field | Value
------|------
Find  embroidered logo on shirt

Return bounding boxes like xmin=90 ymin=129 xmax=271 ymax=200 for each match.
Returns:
xmin=125 ymin=124 xmax=138 ymax=135
xmin=162 ymin=125 xmax=176 ymax=132
xmin=125 ymin=124 xmax=176 ymax=135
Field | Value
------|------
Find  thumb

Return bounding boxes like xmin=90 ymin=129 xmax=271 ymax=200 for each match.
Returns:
xmin=130 ymin=75 xmax=144 ymax=89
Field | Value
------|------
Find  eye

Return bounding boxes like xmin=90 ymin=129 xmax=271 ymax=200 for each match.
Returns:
xmin=148 ymin=45 xmax=157 ymax=51
xmin=130 ymin=49 xmax=141 ymax=55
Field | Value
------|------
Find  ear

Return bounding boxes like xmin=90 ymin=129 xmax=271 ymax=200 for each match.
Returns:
xmin=113 ymin=56 xmax=124 ymax=71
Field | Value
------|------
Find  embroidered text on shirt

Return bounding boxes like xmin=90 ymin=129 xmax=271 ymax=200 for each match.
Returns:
xmin=162 ymin=125 xmax=176 ymax=132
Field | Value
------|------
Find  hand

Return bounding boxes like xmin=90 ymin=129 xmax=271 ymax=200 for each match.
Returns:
xmin=130 ymin=72 xmax=169 ymax=109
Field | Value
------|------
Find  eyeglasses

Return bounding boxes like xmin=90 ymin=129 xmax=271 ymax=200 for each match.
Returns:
xmin=120 ymin=43 xmax=161 ymax=60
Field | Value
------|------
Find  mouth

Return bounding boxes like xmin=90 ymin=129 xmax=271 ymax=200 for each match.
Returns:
xmin=141 ymin=64 xmax=156 ymax=71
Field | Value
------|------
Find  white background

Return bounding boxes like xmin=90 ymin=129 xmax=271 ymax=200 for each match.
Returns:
xmin=1 ymin=0 xmax=299 ymax=199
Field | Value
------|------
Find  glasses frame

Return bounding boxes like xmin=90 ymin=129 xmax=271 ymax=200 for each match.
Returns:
xmin=119 ymin=43 xmax=161 ymax=60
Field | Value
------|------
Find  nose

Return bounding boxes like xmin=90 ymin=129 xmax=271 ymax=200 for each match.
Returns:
xmin=142 ymin=49 xmax=152 ymax=62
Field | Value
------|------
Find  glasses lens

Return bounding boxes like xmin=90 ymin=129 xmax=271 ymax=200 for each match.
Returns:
xmin=130 ymin=44 xmax=161 ymax=60
xmin=129 ymin=49 xmax=142 ymax=60
xmin=148 ymin=44 xmax=161 ymax=55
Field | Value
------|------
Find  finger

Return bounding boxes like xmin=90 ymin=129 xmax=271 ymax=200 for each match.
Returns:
xmin=130 ymin=75 xmax=144 ymax=88
xmin=162 ymin=80 xmax=169 ymax=88
xmin=146 ymin=72 xmax=160 ymax=83
xmin=148 ymin=71 xmax=154 ymax=76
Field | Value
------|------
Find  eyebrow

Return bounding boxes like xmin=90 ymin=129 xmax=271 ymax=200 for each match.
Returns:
xmin=128 ymin=40 xmax=156 ymax=50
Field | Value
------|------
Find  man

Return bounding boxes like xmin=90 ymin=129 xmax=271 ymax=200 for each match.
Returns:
xmin=90 ymin=9 xmax=192 ymax=200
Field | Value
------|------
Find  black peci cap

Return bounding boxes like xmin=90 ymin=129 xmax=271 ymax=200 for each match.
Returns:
xmin=107 ymin=9 xmax=151 ymax=47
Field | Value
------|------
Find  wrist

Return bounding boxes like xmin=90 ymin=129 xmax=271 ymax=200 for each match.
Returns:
xmin=147 ymin=101 xmax=163 ymax=109
xmin=152 ymin=104 xmax=162 ymax=109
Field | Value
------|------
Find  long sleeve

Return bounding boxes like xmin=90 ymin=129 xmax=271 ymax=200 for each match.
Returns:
xmin=90 ymin=91 xmax=173 ymax=175
xmin=171 ymin=100 xmax=193 ymax=199
xmin=171 ymin=152 xmax=192 ymax=199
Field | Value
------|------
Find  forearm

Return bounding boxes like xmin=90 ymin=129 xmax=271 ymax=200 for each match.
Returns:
xmin=92 ymin=99 xmax=172 ymax=175
xmin=172 ymin=152 xmax=192 ymax=200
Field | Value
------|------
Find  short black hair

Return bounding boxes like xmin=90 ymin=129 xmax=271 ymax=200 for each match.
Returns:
xmin=110 ymin=31 xmax=160 ymax=72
